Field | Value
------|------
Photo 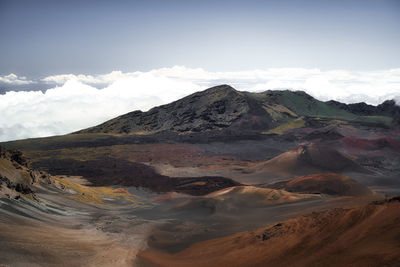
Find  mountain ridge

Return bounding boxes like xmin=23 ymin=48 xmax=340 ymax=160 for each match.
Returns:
xmin=76 ymin=85 xmax=399 ymax=136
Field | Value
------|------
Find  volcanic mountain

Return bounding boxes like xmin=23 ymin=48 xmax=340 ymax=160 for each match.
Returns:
xmin=76 ymin=85 xmax=398 ymax=136
xmin=77 ymin=85 xmax=274 ymax=134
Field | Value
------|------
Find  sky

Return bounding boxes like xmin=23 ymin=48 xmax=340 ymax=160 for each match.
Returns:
xmin=0 ymin=0 xmax=399 ymax=141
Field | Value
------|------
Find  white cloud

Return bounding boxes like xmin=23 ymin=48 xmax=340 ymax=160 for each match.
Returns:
xmin=42 ymin=71 xmax=138 ymax=85
xmin=0 ymin=73 xmax=33 ymax=85
xmin=1 ymin=66 xmax=400 ymax=142
xmin=0 ymin=73 xmax=203 ymax=141
xmin=40 ymin=67 xmax=400 ymax=105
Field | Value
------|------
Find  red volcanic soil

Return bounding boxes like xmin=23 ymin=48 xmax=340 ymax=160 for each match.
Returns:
xmin=341 ymin=136 xmax=400 ymax=152
xmin=282 ymin=173 xmax=372 ymax=196
xmin=138 ymin=198 xmax=400 ymax=267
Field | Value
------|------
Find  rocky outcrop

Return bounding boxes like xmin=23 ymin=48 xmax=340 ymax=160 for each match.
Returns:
xmin=0 ymin=145 xmax=52 ymax=199
xmin=0 ymin=175 xmax=34 ymax=195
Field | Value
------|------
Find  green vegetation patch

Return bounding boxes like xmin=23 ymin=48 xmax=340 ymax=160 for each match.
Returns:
xmin=266 ymin=118 xmax=306 ymax=135
xmin=262 ymin=104 xmax=298 ymax=122
xmin=276 ymin=91 xmax=358 ymax=120
xmin=357 ymin=115 xmax=392 ymax=125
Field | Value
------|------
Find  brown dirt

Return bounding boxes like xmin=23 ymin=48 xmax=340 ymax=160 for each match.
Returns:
xmin=270 ymin=173 xmax=372 ymax=196
xmin=0 ymin=219 xmax=138 ymax=267
xmin=138 ymin=200 xmax=400 ymax=267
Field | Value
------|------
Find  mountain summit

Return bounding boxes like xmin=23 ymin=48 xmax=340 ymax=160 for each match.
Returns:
xmin=77 ymin=85 xmax=398 ymax=135
xmin=78 ymin=85 xmax=273 ymax=134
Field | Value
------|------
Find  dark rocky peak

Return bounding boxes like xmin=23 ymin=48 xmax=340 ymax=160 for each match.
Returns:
xmin=200 ymin=84 xmax=237 ymax=95
xmin=346 ymin=102 xmax=377 ymax=116
xmin=326 ymin=99 xmax=400 ymax=123
xmin=77 ymin=84 xmax=271 ymax=134
xmin=377 ymin=100 xmax=399 ymax=114
xmin=134 ymin=84 xmax=241 ymax=116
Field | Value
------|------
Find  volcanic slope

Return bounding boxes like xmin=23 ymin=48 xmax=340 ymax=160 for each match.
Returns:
xmin=249 ymin=144 xmax=368 ymax=179
xmin=0 ymin=145 xmax=154 ymax=266
xmin=267 ymin=173 xmax=372 ymax=196
xmin=138 ymin=197 xmax=400 ymax=267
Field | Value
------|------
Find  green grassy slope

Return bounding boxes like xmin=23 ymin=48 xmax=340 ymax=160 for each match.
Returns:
xmin=247 ymin=90 xmax=392 ymax=126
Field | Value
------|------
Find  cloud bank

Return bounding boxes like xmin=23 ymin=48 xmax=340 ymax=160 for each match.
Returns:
xmin=1 ymin=66 xmax=400 ymax=142
xmin=0 ymin=73 xmax=33 ymax=85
